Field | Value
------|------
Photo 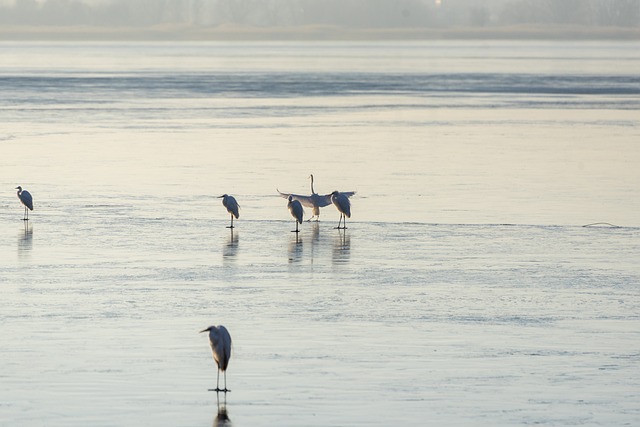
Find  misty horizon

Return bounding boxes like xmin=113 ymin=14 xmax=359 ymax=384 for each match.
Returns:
xmin=1 ymin=0 xmax=639 ymax=40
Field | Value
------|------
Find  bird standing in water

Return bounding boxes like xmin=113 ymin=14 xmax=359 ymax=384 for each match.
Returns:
xmin=16 ymin=186 xmax=33 ymax=221
xmin=219 ymin=194 xmax=239 ymax=228
xmin=287 ymin=195 xmax=304 ymax=233
xmin=200 ymin=325 xmax=232 ymax=392
xmin=278 ymin=174 xmax=355 ymax=222
xmin=331 ymin=190 xmax=351 ymax=229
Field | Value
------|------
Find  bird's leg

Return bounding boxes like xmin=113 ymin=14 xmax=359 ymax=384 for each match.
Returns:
xmin=343 ymin=216 xmax=347 ymax=230
xmin=224 ymin=370 xmax=229 ymax=392
xmin=216 ymin=368 xmax=221 ymax=391
xmin=335 ymin=214 xmax=342 ymax=229
xmin=227 ymin=214 xmax=234 ymax=229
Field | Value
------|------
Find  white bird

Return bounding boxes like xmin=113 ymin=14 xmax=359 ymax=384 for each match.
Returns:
xmin=200 ymin=325 xmax=232 ymax=392
xmin=16 ymin=186 xmax=33 ymax=221
xmin=331 ymin=190 xmax=351 ymax=229
xmin=278 ymin=174 xmax=355 ymax=221
xmin=218 ymin=194 xmax=239 ymax=228
xmin=287 ymin=195 xmax=304 ymax=233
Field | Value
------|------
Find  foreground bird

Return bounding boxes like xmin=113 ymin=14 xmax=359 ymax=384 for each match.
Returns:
xmin=16 ymin=186 xmax=33 ymax=221
xmin=278 ymin=174 xmax=355 ymax=221
xmin=218 ymin=194 xmax=239 ymax=228
xmin=287 ymin=195 xmax=304 ymax=233
xmin=200 ymin=325 xmax=232 ymax=392
xmin=331 ymin=190 xmax=351 ymax=229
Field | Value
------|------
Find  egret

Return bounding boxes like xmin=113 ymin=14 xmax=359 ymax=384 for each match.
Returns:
xmin=278 ymin=174 xmax=355 ymax=221
xmin=331 ymin=190 xmax=351 ymax=229
xmin=218 ymin=194 xmax=239 ymax=228
xmin=200 ymin=325 xmax=232 ymax=392
xmin=16 ymin=186 xmax=33 ymax=221
xmin=287 ymin=195 xmax=304 ymax=233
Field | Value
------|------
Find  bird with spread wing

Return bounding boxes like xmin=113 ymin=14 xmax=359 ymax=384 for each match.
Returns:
xmin=278 ymin=174 xmax=355 ymax=221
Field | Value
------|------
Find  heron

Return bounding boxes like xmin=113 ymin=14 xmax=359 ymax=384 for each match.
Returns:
xmin=218 ymin=194 xmax=239 ymax=228
xmin=200 ymin=325 xmax=232 ymax=392
xmin=278 ymin=174 xmax=355 ymax=221
xmin=287 ymin=195 xmax=304 ymax=233
xmin=331 ymin=190 xmax=351 ymax=229
xmin=16 ymin=186 xmax=33 ymax=221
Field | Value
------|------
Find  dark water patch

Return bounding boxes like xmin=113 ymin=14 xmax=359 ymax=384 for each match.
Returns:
xmin=2 ymin=72 xmax=639 ymax=102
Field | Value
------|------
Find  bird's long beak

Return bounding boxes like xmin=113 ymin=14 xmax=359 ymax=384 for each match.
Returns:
xmin=217 ymin=195 xmax=224 ymax=198
xmin=199 ymin=328 xmax=209 ymax=333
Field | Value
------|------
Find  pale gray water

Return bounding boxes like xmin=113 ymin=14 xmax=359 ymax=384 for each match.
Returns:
xmin=1 ymin=41 xmax=639 ymax=426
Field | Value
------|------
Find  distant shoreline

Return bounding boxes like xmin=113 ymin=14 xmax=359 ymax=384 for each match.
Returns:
xmin=1 ymin=24 xmax=639 ymax=41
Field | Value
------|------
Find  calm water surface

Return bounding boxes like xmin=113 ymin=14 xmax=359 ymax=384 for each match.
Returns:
xmin=1 ymin=41 xmax=639 ymax=426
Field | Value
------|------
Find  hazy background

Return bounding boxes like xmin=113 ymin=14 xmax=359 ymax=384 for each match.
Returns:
xmin=1 ymin=0 xmax=639 ymax=40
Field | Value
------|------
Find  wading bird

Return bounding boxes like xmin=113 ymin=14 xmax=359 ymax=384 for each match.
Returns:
xmin=278 ymin=174 xmax=355 ymax=221
xmin=16 ymin=186 xmax=33 ymax=221
xmin=331 ymin=190 xmax=351 ymax=229
xmin=200 ymin=325 xmax=232 ymax=392
xmin=287 ymin=195 xmax=304 ymax=233
xmin=218 ymin=194 xmax=239 ymax=228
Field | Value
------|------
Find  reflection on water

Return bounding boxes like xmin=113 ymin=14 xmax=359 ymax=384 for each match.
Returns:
xmin=288 ymin=233 xmax=303 ymax=263
xmin=222 ymin=229 xmax=239 ymax=260
xmin=212 ymin=392 xmax=232 ymax=427
xmin=332 ymin=230 xmax=350 ymax=264
xmin=310 ymin=222 xmax=320 ymax=242
xmin=308 ymin=222 xmax=320 ymax=262
xmin=17 ymin=223 xmax=33 ymax=256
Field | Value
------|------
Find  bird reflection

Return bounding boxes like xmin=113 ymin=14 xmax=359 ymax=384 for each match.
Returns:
xmin=332 ymin=229 xmax=351 ymax=264
xmin=310 ymin=221 xmax=320 ymax=242
xmin=222 ymin=229 xmax=239 ymax=259
xmin=18 ymin=222 xmax=33 ymax=253
xmin=288 ymin=233 xmax=303 ymax=263
xmin=308 ymin=221 xmax=320 ymax=263
xmin=213 ymin=391 xmax=232 ymax=427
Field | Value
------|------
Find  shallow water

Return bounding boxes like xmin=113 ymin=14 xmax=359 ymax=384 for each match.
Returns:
xmin=1 ymin=41 xmax=639 ymax=426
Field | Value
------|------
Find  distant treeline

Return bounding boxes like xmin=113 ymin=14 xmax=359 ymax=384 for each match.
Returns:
xmin=0 ymin=0 xmax=638 ymax=28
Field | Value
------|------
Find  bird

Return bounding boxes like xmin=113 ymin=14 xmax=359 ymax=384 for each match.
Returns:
xmin=218 ymin=194 xmax=239 ymax=228
xmin=331 ymin=190 xmax=351 ymax=229
xmin=287 ymin=195 xmax=304 ymax=233
xmin=200 ymin=325 xmax=232 ymax=392
xmin=16 ymin=186 xmax=33 ymax=221
xmin=278 ymin=174 xmax=355 ymax=221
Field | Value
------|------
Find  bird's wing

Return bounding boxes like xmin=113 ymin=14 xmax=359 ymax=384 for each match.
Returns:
xmin=294 ymin=201 xmax=305 ymax=222
xmin=20 ymin=190 xmax=33 ymax=210
xmin=338 ymin=194 xmax=352 ymax=217
xmin=342 ymin=191 xmax=356 ymax=198
xmin=228 ymin=198 xmax=240 ymax=218
xmin=277 ymin=189 xmax=292 ymax=199
xmin=217 ymin=326 xmax=232 ymax=370
xmin=314 ymin=193 xmax=333 ymax=207
xmin=279 ymin=190 xmax=316 ymax=208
